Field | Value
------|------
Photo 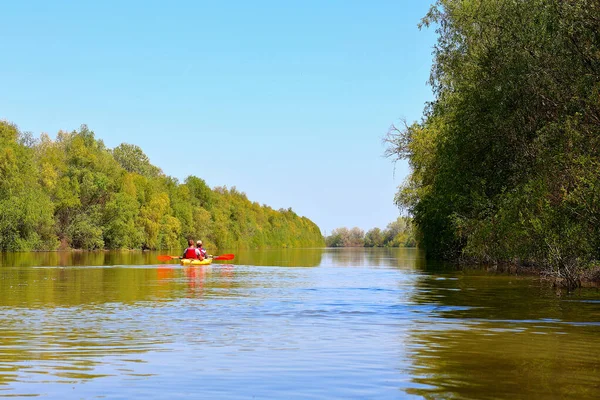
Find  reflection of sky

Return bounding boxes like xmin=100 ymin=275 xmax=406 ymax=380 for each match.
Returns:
xmin=2 ymin=250 xmax=599 ymax=399
xmin=0 ymin=249 xmax=427 ymax=398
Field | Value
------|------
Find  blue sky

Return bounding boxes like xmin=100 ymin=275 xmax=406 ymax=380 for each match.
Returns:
xmin=0 ymin=0 xmax=437 ymax=235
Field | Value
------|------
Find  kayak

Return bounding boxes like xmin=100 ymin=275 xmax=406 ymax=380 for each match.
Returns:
xmin=180 ymin=258 xmax=213 ymax=266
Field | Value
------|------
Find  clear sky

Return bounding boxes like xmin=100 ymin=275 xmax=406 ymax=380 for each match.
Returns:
xmin=0 ymin=0 xmax=437 ymax=235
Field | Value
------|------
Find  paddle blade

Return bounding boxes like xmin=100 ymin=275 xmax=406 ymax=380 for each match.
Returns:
xmin=157 ymin=255 xmax=177 ymax=261
xmin=213 ymin=254 xmax=234 ymax=260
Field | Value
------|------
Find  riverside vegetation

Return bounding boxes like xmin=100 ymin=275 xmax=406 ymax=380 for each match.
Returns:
xmin=325 ymin=217 xmax=417 ymax=248
xmin=385 ymin=0 xmax=600 ymax=288
xmin=0 ymin=121 xmax=324 ymax=251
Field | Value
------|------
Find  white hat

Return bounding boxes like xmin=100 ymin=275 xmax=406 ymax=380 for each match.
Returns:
xmin=196 ymin=240 xmax=203 ymax=245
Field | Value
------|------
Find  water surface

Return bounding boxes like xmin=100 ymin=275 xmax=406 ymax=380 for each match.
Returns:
xmin=0 ymin=248 xmax=599 ymax=399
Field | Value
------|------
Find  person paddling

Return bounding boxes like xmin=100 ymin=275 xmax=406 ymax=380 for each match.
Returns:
xmin=197 ymin=240 xmax=209 ymax=259
xmin=182 ymin=239 xmax=203 ymax=260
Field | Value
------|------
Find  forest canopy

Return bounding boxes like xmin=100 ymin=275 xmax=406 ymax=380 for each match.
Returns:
xmin=386 ymin=0 xmax=600 ymax=286
xmin=0 ymin=121 xmax=324 ymax=251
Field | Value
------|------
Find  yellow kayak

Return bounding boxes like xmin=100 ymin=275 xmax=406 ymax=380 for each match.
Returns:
xmin=180 ymin=258 xmax=213 ymax=266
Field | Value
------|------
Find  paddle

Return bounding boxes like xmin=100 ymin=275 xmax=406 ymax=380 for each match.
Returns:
xmin=158 ymin=253 xmax=234 ymax=261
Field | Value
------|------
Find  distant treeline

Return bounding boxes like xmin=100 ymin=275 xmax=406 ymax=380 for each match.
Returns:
xmin=385 ymin=1 xmax=600 ymax=287
xmin=325 ymin=217 xmax=416 ymax=248
xmin=0 ymin=121 xmax=324 ymax=251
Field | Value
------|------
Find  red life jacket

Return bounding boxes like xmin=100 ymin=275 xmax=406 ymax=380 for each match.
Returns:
xmin=185 ymin=247 xmax=199 ymax=259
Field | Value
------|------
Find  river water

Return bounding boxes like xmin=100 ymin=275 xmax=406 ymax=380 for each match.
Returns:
xmin=0 ymin=248 xmax=599 ymax=399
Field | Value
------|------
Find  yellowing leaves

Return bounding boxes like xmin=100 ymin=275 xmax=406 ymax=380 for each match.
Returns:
xmin=0 ymin=121 xmax=324 ymax=251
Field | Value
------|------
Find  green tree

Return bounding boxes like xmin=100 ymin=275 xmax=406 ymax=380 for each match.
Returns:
xmin=325 ymin=227 xmax=364 ymax=247
xmin=112 ymin=143 xmax=161 ymax=178
xmin=0 ymin=122 xmax=56 ymax=250
xmin=1 ymin=120 xmax=324 ymax=251
xmin=386 ymin=0 xmax=600 ymax=287
xmin=383 ymin=217 xmax=416 ymax=247
xmin=364 ymin=228 xmax=384 ymax=247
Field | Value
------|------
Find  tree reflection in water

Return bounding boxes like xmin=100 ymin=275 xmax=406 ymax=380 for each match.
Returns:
xmin=404 ymin=273 xmax=600 ymax=399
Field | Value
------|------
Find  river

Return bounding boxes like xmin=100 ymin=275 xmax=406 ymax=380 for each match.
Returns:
xmin=0 ymin=248 xmax=599 ymax=399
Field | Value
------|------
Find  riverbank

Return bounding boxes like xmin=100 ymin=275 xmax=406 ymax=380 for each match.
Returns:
xmin=460 ymin=259 xmax=600 ymax=290
xmin=0 ymin=121 xmax=324 ymax=252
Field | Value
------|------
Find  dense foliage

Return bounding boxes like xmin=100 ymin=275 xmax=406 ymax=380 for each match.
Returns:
xmin=325 ymin=217 xmax=417 ymax=247
xmin=386 ymin=0 xmax=600 ymax=286
xmin=0 ymin=121 xmax=324 ymax=251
